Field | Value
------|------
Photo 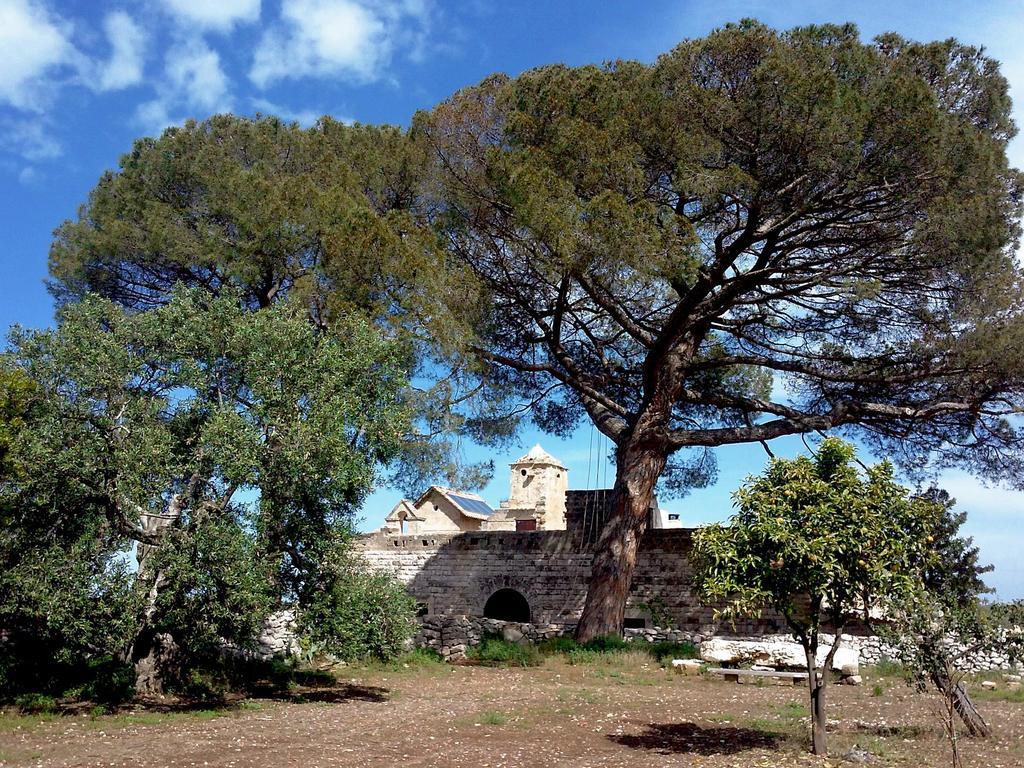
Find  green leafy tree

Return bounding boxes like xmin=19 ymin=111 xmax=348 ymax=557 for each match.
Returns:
xmin=915 ymin=487 xmax=993 ymax=605
xmin=416 ymin=21 xmax=1024 ymax=640
xmin=48 ymin=114 xmax=496 ymax=495
xmin=3 ymin=288 xmax=409 ymax=692
xmin=692 ymin=438 xmax=938 ymax=756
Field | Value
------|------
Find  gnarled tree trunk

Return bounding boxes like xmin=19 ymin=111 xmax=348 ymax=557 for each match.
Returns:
xmin=126 ymin=492 xmax=186 ymax=695
xmin=574 ymin=440 xmax=667 ymax=642
xmin=932 ymin=670 xmax=991 ymax=738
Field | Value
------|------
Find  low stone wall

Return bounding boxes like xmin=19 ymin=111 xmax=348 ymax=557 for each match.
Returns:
xmin=856 ymin=634 xmax=1018 ymax=674
xmin=410 ymin=616 xmax=1020 ymax=672
xmin=415 ymin=615 xmax=567 ymax=661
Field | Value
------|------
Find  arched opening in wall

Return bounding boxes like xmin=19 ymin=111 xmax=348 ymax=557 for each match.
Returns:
xmin=483 ymin=588 xmax=531 ymax=622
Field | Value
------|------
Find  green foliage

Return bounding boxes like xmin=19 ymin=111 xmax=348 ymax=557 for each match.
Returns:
xmin=417 ymin=20 xmax=1024 ymax=500
xmin=692 ymin=438 xmax=939 ymax=755
xmin=881 ymin=591 xmax=1023 ymax=696
xmin=151 ymin=515 xmax=276 ymax=660
xmin=14 ymin=694 xmax=57 ymax=715
xmin=0 ymin=359 xmax=35 ymax=481
xmin=915 ymin=487 xmax=993 ymax=605
xmin=635 ymin=597 xmax=673 ymax=629
xmin=0 ymin=288 xmax=410 ymax=693
xmin=466 ymin=634 xmax=543 ymax=667
xmin=48 ymin=114 xmax=499 ymax=497
xmin=693 ymin=439 xmax=937 ymax=629
xmin=0 ymin=531 xmax=139 ymax=699
xmin=299 ymin=543 xmax=417 ymax=662
xmin=647 ymin=641 xmax=699 ymax=661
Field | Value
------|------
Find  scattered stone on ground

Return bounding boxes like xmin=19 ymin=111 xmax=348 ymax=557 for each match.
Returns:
xmin=2 ymin=660 xmax=1020 ymax=768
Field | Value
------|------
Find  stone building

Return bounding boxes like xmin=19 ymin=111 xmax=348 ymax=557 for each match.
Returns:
xmin=363 ymin=448 xmax=764 ymax=633
xmin=382 ymin=444 xmax=572 ymax=535
xmin=480 ymin=444 xmax=569 ymax=531
xmin=382 ymin=486 xmax=494 ymax=534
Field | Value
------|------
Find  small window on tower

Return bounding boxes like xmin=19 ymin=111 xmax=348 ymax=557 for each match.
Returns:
xmin=521 ymin=469 xmax=528 ymax=476
xmin=668 ymin=513 xmax=680 ymax=521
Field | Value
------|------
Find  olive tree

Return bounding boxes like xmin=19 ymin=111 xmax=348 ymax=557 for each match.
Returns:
xmin=692 ymin=438 xmax=938 ymax=756
xmin=4 ymin=288 xmax=410 ymax=692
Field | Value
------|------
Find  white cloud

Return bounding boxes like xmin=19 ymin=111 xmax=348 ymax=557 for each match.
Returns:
xmin=0 ymin=116 xmax=61 ymax=160
xmin=0 ymin=0 xmax=75 ymax=110
xmin=95 ymin=11 xmax=146 ymax=91
xmin=250 ymin=0 xmax=431 ymax=87
xmin=166 ymin=38 xmax=231 ymax=111
xmin=17 ymin=165 xmax=37 ymax=184
xmin=135 ymin=37 xmax=233 ymax=135
xmin=250 ymin=97 xmax=326 ymax=127
xmin=160 ymin=0 xmax=261 ymax=32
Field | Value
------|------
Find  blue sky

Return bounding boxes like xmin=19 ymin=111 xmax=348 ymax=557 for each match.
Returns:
xmin=1 ymin=0 xmax=1023 ymax=598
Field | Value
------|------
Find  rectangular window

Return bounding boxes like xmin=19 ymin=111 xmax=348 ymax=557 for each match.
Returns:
xmin=623 ymin=617 xmax=646 ymax=629
xmin=516 ymin=519 xmax=538 ymax=532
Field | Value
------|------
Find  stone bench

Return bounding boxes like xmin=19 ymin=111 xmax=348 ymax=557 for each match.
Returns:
xmin=709 ymin=668 xmax=809 ymax=686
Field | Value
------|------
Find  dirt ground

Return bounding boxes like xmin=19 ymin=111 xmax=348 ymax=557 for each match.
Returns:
xmin=1 ymin=655 xmax=1021 ymax=768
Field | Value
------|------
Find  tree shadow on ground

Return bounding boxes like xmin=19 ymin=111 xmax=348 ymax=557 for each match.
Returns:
xmin=245 ymin=682 xmax=390 ymax=705
xmin=609 ymin=722 xmax=782 ymax=756
xmin=98 ymin=683 xmax=390 ymax=714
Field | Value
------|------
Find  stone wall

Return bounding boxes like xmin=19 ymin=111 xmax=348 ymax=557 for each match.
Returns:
xmin=416 ymin=615 xmax=566 ymax=661
xmin=356 ymin=526 xmax=787 ymax=634
xmin=413 ymin=616 xmax=1021 ymax=672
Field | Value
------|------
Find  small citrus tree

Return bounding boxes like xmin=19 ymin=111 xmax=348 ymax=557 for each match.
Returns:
xmin=692 ymin=438 xmax=937 ymax=756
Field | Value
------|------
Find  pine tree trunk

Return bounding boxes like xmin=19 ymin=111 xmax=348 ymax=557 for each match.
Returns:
xmin=574 ymin=442 xmax=666 ymax=642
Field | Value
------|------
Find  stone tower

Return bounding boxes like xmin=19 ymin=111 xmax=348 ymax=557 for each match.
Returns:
xmin=507 ymin=444 xmax=568 ymax=529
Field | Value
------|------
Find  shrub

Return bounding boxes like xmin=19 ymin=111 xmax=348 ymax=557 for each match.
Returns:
xmin=467 ymin=635 xmax=542 ymax=667
xmin=15 ymin=693 xmax=57 ymax=714
xmin=537 ymin=636 xmax=579 ymax=656
xmin=647 ymin=641 xmax=699 ymax=662
xmin=581 ymin=634 xmax=630 ymax=653
xmin=301 ymin=555 xmax=417 ymax=662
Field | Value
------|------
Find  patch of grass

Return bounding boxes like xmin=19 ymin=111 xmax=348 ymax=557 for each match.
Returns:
xmin=556 ymin=687 xmax=597 ymax=705
xmin=568 ymin=648 xmax=653 ymax=668
xmin=0 ymin=711 xmax=60 ymax=733
xmin=868 ymin=659 xmax=904 ymax=678
xmin=90 ymin=709 xmax=223 ymax=729
xmin=871 ymin=683 xmax=885 ymax=697
xmin=466 ymin=635 xmax=542 ymax=667
xmin=775 ymin=702 xmax=809 ymax=720
xmin=971 ymin=684 xmax=1024 ymax=703
xmin=381 ymin=648 xmax=446 ymax=670
xmin=478 ymin=709 xmax=508 ymax=726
